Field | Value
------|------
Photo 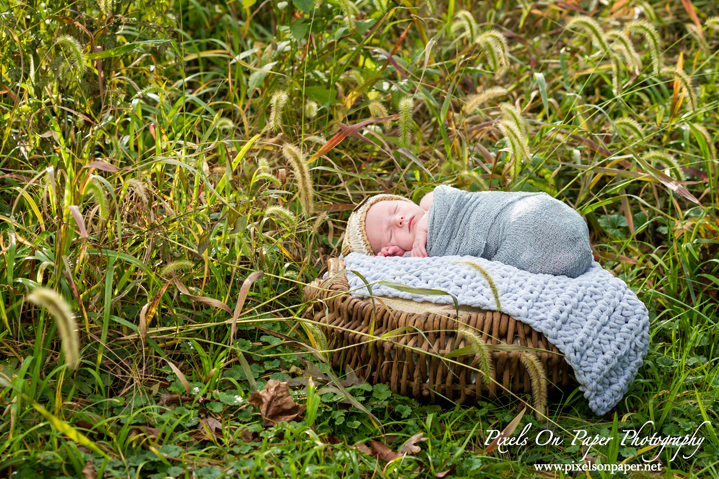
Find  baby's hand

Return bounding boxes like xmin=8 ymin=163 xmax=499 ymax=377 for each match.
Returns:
xmin=411 ymin=215 xmax=429 ymax=258
xmin=378 ymin=245 xmax=405 ymax=257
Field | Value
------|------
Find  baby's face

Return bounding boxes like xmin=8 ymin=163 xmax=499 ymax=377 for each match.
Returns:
xmin=365 ymin=200 xmax=426 ymax=254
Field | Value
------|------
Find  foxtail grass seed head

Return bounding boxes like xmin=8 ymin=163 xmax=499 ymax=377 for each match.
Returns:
xmin=497 ymin=120 xmax=530 ymax=179
xmin=282 ymin=143 xmax=314 ymax=215
xmin=252 ymin=158 xmax=280 ymax=185
xmin=27 ymin=288 xmax=79 ymax=370
xmin=482 ymin=42 xmax=501 ymax=73
xmin=55 ymin=35 xmax=86 ymax=77
xmin=464 ymin=87 xmax=507 ymax=114
xmin=269 ymin=90 xmax=289 ymax=133
xmin=613 ymin=117 xmax=645 ymax=139
xmin=337 ymin=0 xmax=359 ymax=28
xmin=456 ymin=260 xmax=501 ymax=311
xmin=305 ymin=100 xmax=318 ymax=119
xmin=399 ymin=96 xmax=414 ymax=148
xmin=642 ymin=151 xmax=686 ymax=181
xmin=519 ymin=353 xmax=548 ymax=420
xmin=458 ymin=325 xmax=493 ymax=387
xmin=126 ymin=178 xmax=148 ymax=205
xmin=97 ymin=0 xmax=112 ymax=15
xmin=160 ymin=260 xmax=195 ymax=277
xmin=660 ymin=67 xmax=697 ymax=113
xmin=132 ymin=85 xmax=176 ymax=101
xmin=252 ymin=170 xmax=281 ymax=187
xmin=625 ymin=20 xmax=662 ymax=75
xmin=451 ymin=10 xmax=479 ymax=44
xmin=635 ymin=0 xmax=658 ymax=21
xmin=264 ymin=205 xmax=297 ymax=226
xmin=476 ymin=30 xmax=509 ymax=72
xmin=334 ymin=82 xmax=345 ymax=101
xmin=686 ymin=23 xmax=709 ymax=54
xmin=215 ymin=117 xmax=234 ymax=131
xmin=607 ymin=30 xmax=642 ymax=74
xmin=499 ymin=103 xmax=527 ymax=135
xmin=372 ymin=0 xmax=389 ymax=14
xmin=345 ymin=69 xmax=364 ymax=85
xmin=257 ymin=157 xmax=270 ymax=173
xmin=706 ymin=17 xmax=719 ymax=31
xmin=83 ymin=178 xmax=108 ymax=220
xmin=303 ymin=135 xmax=326 ymax=148
xmin=566 ymin=16 xmax=610 ymax=54
xmin=421 ymin=39 xmax=436 ymax=69
xmin=424 ymin=0 xmax=436 ymax=15
xmin=460 ymin=170 xmax=489 ymax=190
xmin=368 ymin=100 xmax=389 ymax=120
xmin=498 ymin=119 xmax=530 ymax=161
xmin=312 ymin=211 xmax=329 ymax=234
xmin=301 ymin=321 xmax=329 ymax=357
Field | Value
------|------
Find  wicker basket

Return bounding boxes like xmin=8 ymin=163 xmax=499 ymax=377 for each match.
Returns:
xmin=303 ymin=258 xmax=571 ymax=405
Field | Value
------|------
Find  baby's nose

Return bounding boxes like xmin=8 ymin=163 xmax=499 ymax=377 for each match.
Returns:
xmin=395 ymin=215 xmax=404 ymax=227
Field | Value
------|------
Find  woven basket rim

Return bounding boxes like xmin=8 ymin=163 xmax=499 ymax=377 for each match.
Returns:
xmin=305 ymin=257 xmax=566 ymax=358
xmin=303 ymin=258 xmax=572 ymax=409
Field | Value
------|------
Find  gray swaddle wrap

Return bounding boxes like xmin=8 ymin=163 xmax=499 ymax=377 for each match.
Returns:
xmin=426 ymin=186 xmax=593 ymax=278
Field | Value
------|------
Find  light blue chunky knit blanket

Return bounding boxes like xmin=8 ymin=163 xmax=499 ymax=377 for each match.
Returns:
xmin=343 ymin=253 xmax=650 ymax=416
xmin=427 ymin=186 xmax=593 ymax=278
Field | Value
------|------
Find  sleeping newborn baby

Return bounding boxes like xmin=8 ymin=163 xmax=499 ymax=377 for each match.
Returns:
xmin=341 ymin=185 xmax=593 ymax=278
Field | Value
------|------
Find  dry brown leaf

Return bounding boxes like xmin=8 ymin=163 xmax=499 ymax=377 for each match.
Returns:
xmin=81 ymin=461 xmax=97 ymax=479
xmin=68 ymin=205 xmax=88 ymax=238
xmin=164 ymin=360 xmax=191 ymax=395
xmin=398 ymin=432 xmax=427 ymax=455
xmin=301 ymin=361 xmax=366 ymax=388
xmin=128 ymin=426 xmax=161 ymax=441
xmin=621 ymin=195 xmax=635 ymax=235
xmin=231 ymin=271 xmax=264 ymax=346
xmin=198 ymin=416 xmax=224 ymax=440
xmin=83 ymin=160 xmax=122 ymax=172
xmin=308 ymin=116 xmax=399 ymax=163
xmin=354 ymin=442 xmax=372 ymax=455
xmin=342 ymin=366 xmax=364 ymax=387
xmin=173 ymin=277 xmax=231 ymax=313
xmin=239 ymin=427 xmax=261 ymax=443
xmin=302 ymin=361 xmax=331 ymax=383
xmin=149 ymin=382 xmax=161 ymax=396
xmin=204 ymin=416 xmax=223 ymax=433
xmin=138 ymin=303 xmax=149 ymax=343
xmin=370 ymin=440 xmax=403 ymax=462
xmin=248 ymin=379 xmax=306 ymax=427
xmin=435 ymin=464 xmax=456 ymax=478
xmin=483 ymin=406 xmax=526 ymax=454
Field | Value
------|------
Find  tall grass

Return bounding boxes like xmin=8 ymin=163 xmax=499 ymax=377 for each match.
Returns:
xmin=1 ymin=0 xmax=718 ymax=477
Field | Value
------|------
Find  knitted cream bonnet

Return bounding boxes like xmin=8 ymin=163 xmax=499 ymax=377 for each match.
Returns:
xmin=342 ymin=194 xmax=414 ymax=256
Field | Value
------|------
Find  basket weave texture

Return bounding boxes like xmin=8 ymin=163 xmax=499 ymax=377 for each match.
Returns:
xmin=303 ymin=259 xmax=571 ymax=405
